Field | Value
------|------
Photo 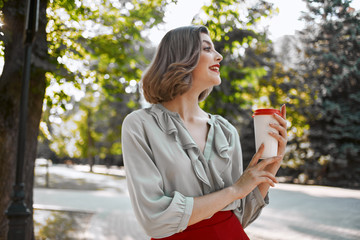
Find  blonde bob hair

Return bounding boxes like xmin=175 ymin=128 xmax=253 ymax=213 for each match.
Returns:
xmin=141 ymin=25 xmax=212 ymax=104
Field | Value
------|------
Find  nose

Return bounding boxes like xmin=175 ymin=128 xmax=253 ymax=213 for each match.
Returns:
xmin=215 ymin=50 xmax=223 ymax=62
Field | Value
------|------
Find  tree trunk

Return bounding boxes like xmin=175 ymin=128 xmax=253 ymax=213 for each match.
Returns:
xmin=0 ymin=0 xmax=48 ymax=239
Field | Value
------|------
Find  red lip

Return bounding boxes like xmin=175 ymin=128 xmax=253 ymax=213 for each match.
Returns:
xmin=209 ymin=64 xmax=220 ymax=73
xmin=210 ymin=64 xmax=220 ymax=68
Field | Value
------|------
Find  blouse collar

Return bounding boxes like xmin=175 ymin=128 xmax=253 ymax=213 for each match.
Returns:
xmin=147 ymin=103 xmax=234 ymax=193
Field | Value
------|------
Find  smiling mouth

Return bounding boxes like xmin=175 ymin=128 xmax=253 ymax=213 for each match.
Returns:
xmin=209 ymin=65 xmax=220 ymax=72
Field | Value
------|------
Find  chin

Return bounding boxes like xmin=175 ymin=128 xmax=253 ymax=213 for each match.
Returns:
xmin=213 ymin=78 xmax=222 ymax=86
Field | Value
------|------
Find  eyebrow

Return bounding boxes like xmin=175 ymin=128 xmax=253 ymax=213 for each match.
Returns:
xmin=202 ymin=40 xmax=214 ymax=47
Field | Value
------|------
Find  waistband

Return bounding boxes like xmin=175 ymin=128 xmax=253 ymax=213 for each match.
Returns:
xmin=185 ymin=211 xmax=234 ymax=231
xmin=151 ymin=211 xmax=248 ymax=240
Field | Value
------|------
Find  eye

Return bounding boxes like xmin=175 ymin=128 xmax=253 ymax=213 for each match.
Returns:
xmin=203 ymin=47 xmax=211 ymax=52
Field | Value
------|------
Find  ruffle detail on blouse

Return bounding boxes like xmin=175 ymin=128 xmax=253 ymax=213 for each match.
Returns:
xmin=208 ymin=116 xmax=234 ymax=190
xmin=212 ymin=118 xmax=232 ymax=159
xmin=148 ymin=104 xmax=234 ymax=192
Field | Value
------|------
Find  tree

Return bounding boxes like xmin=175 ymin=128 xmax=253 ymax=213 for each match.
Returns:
xmin=39 ymin=0 xmax=162 ymax=167
xmin=0 ymin=0 xmax=48 ymax=238
xmin=193 ymin=0 xmax=294 ymax=164
xmin=299 ymin=0 xmax=360 ymax=187
xmin=194 ymin=0 xmax=350 ymax=184
xmin=0 ymin=0 xmax=172 ymax=238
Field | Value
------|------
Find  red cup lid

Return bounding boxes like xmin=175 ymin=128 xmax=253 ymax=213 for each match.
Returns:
xmin=253 ymin=108 xmax=280 ymax=116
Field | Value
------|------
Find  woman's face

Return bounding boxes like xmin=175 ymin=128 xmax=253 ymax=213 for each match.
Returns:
xmin=191 ymin=33 xmax=223 ymax=91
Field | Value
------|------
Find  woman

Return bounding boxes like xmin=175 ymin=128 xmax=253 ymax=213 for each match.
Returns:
xmin=121 ymin=25 xmax=287 ymax=240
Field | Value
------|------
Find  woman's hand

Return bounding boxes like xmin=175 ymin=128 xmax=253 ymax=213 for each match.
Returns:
xmin=190 ymin=110 xmax=287 ymax=224
xmin=230 ymin=144 xmax=282 ymax=199
xmin=237 ymin=105 xmax=288 ymax=199
xmin=263 ymin=104 xmax=288 ymax=173
xmin=269 ymin=104 xmax=288 ymax=156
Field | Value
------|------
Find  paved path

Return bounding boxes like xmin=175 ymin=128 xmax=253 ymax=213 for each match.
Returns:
xmin=246 ymin=184 xmax=360 ymax=240
xmin=34 ymin=165 xmax=360 ymax=240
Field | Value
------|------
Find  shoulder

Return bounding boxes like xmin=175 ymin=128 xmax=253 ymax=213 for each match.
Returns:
xmin=210 ymin=113 xmax=237 ymax=132
xmin=124 ymin=108 xmax=145 ymax=121
xmin=122 ymin=108 xmax=151 ymax=129
xmin=123 ymin=106 xmax=167 ymax=132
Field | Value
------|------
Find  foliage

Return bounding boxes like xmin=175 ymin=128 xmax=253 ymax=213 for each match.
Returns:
xmin=37 ymin=212 xmax=77 ymax=239
xmin=299 ymin=0 xmax=360 ymax=187
xmin=35 ymin=210 xmax=93 ymax=240
xmin=23 ymin=0 xmax=360 ymax=189
xmin=38 ymin=0 xmax=173 ymax=162
xmin=193 ymin=0 xmax=306 ymax=165
xmin=192 ymin=0 xmax=360 ymax=189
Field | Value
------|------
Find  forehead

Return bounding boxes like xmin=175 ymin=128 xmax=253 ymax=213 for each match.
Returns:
xmin=200 ymin=33 xmax=213 ymax=45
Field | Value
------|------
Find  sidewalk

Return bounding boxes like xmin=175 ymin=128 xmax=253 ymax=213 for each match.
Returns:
xmin=34 ymin=164 xmax=147 ymax=239
xmin=34 ymin=164 xmax=360 ymax=240
xmin=246 ymin=184 xmax=360 ymax=240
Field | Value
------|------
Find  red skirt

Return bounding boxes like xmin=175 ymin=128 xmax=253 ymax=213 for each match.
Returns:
xmin=151 ymin=211 xmax=249 ymax=240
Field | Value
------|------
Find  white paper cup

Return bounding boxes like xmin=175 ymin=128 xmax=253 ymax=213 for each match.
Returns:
xmin=253 ymin=108 xmax=280 ymax=159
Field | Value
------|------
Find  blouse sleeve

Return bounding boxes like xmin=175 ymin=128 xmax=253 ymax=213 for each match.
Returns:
xmin=235 ymin=187 xmax=269 ymax=228
xmin=121 ymin=112 xmax=194 ymax=238
xmin=228 ymin=122 xmax=269 ymax=228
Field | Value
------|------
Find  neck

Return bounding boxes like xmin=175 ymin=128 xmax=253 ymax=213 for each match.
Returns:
xmin=162 ymin=92 xmax=205 ymax=122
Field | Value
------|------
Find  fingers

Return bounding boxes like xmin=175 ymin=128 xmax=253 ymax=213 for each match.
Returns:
xmin=261 ymin=172 xmax=278 ymax=187
xmin=280 ymin=104 xmax=286 ymax=119
xmin=269 ymin=105 xmax=288 ymax=156
xmin=257 ymin=170 xmax=278 ymax=185
xmin=270 ymin=110 xmax=287 ymax=140
xmin=257 ymin=159 xmax=281 ymax=187
xmin=237 ymin=155 xmax=280 ymax=197
xmin=273 ymin=104 xmax=287 ymax=129
xmin=248 ymin=144 xmax=264 ymax=168
xmin=272 ymin=113 xmax=287 ymax=130
xmin=256 ymin=155 xmax=282 ymax=170
xmin=269 ymin=124 xmax=286 ymax=140
xmin=268 ymin=130 xmax=286 ymax=143
xmin=248 ymin=169 xmax=278 ymax=187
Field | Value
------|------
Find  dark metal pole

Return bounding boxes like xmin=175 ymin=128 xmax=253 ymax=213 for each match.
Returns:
xmin=5 ymin=0 xmax=39 ymax=239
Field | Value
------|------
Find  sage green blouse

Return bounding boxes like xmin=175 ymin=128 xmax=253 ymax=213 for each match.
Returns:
xmin=122 ymin=104 xmax=268 ymax=238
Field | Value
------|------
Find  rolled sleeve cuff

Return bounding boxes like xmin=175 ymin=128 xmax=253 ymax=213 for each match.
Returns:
xmin=253 ymin=187 xmax=269 ymax=206
xmin=177 ymin=196 xmax=194 ymax=232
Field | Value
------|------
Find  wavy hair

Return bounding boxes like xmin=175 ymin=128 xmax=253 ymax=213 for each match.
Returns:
xmin=141 ymin=25 xmax=211 ymax=103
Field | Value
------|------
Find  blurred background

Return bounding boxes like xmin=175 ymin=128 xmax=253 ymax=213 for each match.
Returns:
xmin=0 ymin=0 xmax=359 ymax=239
xmin=33 ymin=0 xmax=360 ymax=188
